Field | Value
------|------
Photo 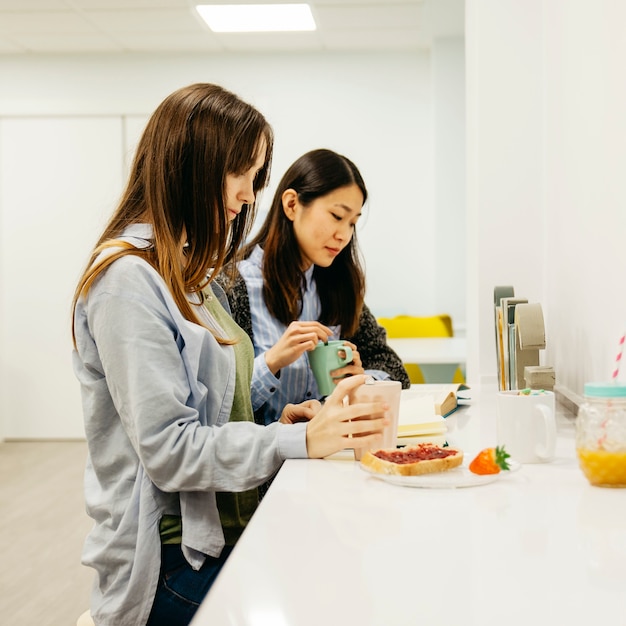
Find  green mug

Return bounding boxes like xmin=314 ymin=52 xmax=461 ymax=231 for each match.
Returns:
xmin=307 ymin=340 xmax=353 ymax=397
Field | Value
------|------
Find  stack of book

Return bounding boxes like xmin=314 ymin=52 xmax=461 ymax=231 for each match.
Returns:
xmin=396 ymin=384 xmax=470 ymax=447
xmin=494 ymin=286 xmax=551 ymax=390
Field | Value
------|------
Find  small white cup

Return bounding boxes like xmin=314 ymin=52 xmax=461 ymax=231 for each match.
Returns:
xmin=496 ymin=390 xmax=557 ymax=463
xmin=348 ymin=379 xmax=402 ymax=461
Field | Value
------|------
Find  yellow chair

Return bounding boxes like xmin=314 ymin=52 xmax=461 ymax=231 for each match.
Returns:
xmin=377 ymin=314 xmax=465 ymax=384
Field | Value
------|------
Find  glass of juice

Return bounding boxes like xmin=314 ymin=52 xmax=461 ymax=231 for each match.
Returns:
xmin=576 ymin=382 xmax=626 ymax=488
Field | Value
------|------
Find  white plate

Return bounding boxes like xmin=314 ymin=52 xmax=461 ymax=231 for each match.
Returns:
xmin=359 ymin=460 xmax=521 ymax=489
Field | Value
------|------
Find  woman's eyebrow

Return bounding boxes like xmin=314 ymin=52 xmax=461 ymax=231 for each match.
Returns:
xmin=334 ymin=203 xmax=361 ymax=216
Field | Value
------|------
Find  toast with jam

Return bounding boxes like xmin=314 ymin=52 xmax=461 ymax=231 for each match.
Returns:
xmin=360 ymin=443 xmax=463 ymax=476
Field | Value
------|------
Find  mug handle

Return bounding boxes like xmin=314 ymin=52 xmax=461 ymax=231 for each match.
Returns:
xmin=337 ymin=345 xmax=353 ymax=364
xmin=534 ymin=404 xmax=556 ymax=460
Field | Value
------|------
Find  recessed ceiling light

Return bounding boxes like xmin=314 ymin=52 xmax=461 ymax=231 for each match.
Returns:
xmin=196 ymin=4 xmax=316 ymax=33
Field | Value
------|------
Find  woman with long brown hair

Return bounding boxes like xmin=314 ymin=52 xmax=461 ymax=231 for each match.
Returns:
xmin=71 ymin=85 xmax=387 ymax=626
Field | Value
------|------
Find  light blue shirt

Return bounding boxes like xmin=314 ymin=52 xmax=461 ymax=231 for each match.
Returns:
xmin=238 ymin=245 xmax=389 ymax=425
xmin=73 ymin=226 xmax=307 ymax=626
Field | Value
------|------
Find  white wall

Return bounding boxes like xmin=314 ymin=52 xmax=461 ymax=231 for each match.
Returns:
xmin=433 ymin=38 xmax=466 ymax=331
xmin=466 ymin=0 xmax=626 ymax=404
xmin=0 ymin=49 xmax=465 ymax=439
xmin=543 ymin=0 xmax=626 ymax=402
xmin=465 ymin=0 xmax=545 ymax=385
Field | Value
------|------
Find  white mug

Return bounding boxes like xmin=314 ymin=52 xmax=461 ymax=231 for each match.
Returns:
xmin=496 ymin=390 xmax=557 ymax=463
xmin=348 ymin=379 xmax=402 ymax=461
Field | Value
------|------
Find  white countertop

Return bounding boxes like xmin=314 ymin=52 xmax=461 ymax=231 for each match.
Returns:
xmin=191 ymin=386 xmax=626 ymax=626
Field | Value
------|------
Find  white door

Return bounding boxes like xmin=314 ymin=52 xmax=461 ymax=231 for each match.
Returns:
xmin=0 ymin=116 xmax=124 ymax=439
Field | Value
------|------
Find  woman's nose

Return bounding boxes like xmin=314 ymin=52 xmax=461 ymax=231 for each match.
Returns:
xmin=335 ymin=222 xmax=353 ymax=241
xmin=239 ymin=179 xmax=255 ymax=204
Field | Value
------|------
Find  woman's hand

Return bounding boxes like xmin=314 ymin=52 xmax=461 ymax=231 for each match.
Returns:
xmin=279 ymin=399 xmax=322 ymax=424
xmin=264 ymin=321 xmax=333 ymax=375
xmin=305 ymin=374 xmax=388 ymax=459
xmin=330 ymin=340 xmax=365 ymax=382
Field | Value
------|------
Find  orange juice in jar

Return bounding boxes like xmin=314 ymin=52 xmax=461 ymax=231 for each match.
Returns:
xmin=576 ymin=383 xmax=626 ymax=488
xmin=576 ymin=449 xmax=626 ymax=487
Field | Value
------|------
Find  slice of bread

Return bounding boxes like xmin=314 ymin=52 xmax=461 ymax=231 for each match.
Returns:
xmin=360 ymin=443 xmax=463 ymax=476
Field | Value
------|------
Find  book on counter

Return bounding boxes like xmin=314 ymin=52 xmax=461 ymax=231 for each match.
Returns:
xmin=395 ymin=384 xmax=470 ymax=447
xmin=401 ymin=383 xmax=470 ymax=420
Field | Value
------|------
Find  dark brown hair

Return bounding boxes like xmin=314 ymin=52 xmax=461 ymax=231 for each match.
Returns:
xmin=72 ymin=83 xmax=273 ymax=344
xmin=242 ymin=148 xmax=366 ymax=336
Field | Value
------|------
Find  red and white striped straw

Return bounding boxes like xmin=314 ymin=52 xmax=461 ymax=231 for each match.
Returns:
xmin=612 ymin=333 xmax=626 ymax=381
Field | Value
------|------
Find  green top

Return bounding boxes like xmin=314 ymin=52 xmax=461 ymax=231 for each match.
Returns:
xmin=160 ymin=286 xmax=258 ymax=546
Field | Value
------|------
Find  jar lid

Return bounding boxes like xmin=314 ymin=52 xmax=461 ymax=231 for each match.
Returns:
xmin=584 ymin=382 xmax=626 ymax=398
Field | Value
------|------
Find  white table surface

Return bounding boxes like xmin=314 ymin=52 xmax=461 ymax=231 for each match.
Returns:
xmin=191 ymin=385 xmax=626 ymax=626
xmin=386 ymin=336 xmax=467 ymax=365
xmin=387 ymin=336 xmax=467 ymax=383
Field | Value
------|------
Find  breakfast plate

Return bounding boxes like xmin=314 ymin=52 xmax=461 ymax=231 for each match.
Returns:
xmin=359 ymin=460 xmax=521 ymax=489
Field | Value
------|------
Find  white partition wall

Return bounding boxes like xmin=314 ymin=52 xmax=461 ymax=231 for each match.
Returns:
xmin=465 ymin=0 xmax=626 ymax=399
xmin=0 ymin=117 xmax=124 ymax=438
xmin=541 ymin=0 xmax=626 ymax=400
xmin=465 ymin=0 xmax=545 ymax=385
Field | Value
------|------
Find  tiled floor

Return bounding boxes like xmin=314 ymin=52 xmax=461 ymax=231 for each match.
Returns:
xmin=0 ymin=441 xmax=93 ymax=626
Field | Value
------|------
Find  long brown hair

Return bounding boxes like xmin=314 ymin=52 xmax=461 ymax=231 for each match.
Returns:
xmin=242 ymin=148 xmax=366 ymax=336
xmin=71 ymin=83 xmax=273 ymax=345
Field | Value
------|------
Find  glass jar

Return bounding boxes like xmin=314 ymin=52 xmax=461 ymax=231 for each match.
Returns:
xmin=576 ymin=382 xmax=626 ymax=488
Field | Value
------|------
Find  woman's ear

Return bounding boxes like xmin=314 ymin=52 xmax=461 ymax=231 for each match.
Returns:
xmin=282 ymin=189 xmax=298 ymax=221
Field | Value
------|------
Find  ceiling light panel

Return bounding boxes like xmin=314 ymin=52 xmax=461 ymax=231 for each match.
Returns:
xmin=196 ymin=3 xmax=316 ymax=33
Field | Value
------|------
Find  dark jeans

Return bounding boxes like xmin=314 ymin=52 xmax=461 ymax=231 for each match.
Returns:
xmin=146 ymin=543 xmax=233 ymax=626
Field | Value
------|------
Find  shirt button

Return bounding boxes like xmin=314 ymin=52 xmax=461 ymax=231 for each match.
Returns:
xmin=306 ymin=392 xmax=312 ymax=397
xmin=269 ymin=387 xmax=276 ymax=393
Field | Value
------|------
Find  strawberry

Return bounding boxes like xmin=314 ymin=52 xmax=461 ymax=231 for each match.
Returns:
xmin=469 ymin=446 xmax=511 ymax=475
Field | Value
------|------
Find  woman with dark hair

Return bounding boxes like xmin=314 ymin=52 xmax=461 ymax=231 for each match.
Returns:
xmin=71 ymin=87 xmax=388 ymax=626
xmin=218 ymin=148 xmax=410 ymax=426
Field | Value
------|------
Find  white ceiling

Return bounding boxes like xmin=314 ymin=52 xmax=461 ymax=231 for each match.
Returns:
xmin=0 ymin=0 xmax=464 ymax=55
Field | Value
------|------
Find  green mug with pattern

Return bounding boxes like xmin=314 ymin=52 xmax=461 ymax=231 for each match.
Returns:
xmin=308 ymin=340 xmax=353 ymax=397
